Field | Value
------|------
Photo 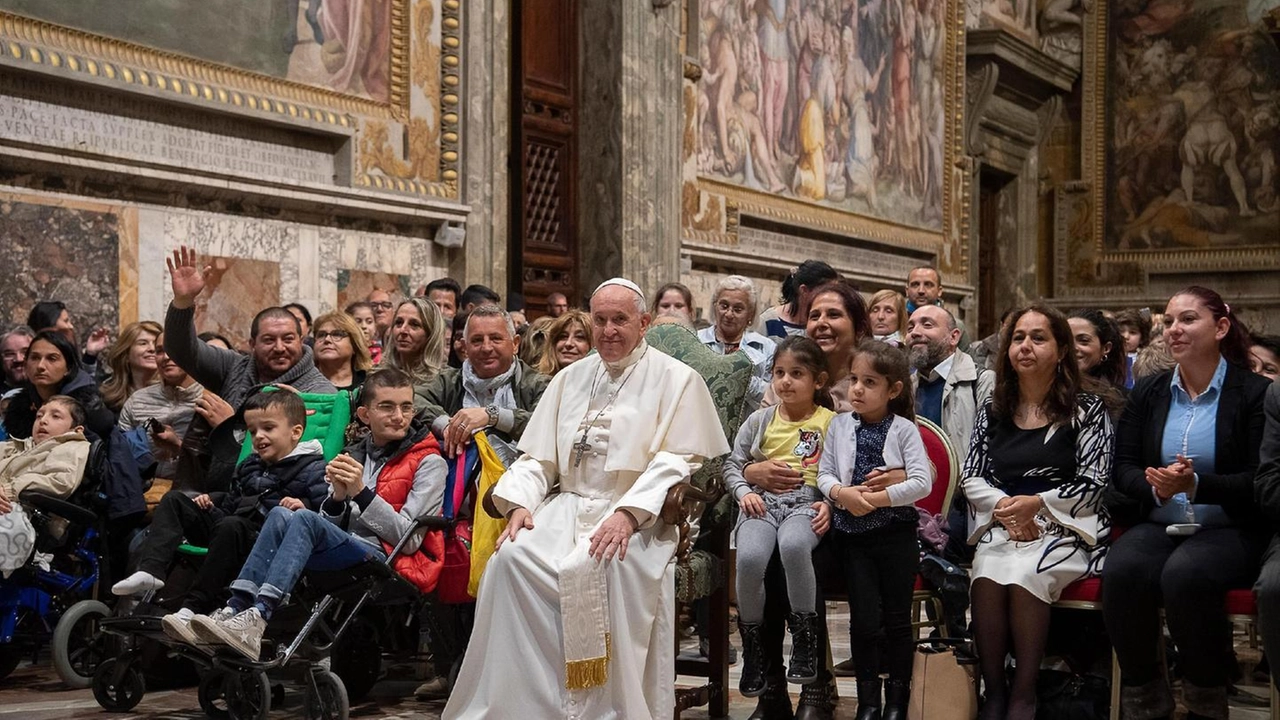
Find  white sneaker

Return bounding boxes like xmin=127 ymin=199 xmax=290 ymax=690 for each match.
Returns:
xmin=160 ymin=608 xmax=200 ymax=645
xmin=111 ymin=571 xmax=165 ymax=596
xmin=191 ymin=607 xmax=265 ymax=660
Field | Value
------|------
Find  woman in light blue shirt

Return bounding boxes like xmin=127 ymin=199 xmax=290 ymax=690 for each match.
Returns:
xmin=697 ymin=275 xmax=777 ymax=411
xmin=1103 ymin=286 xmax=1269 ymax=720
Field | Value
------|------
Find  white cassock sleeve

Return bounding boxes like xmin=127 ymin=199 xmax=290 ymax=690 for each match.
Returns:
xmin=492 ymin=456 xmax=559 ymax=518
xmin=615 ymin=451 xmax=702 ymax=530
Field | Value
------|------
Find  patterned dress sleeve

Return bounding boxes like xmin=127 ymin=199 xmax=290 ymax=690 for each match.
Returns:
xmin=962 ymin=402 xmax=1006 ymax=543
xmin=1038 ymin=394 xmax=1112 ymax=547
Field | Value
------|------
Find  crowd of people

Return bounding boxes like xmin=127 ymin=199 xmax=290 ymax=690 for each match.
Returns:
xmin=2 ymin=250 xmax=1280 ymax=720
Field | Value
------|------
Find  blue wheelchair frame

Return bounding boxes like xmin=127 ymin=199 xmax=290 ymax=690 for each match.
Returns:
xmin=0 ymin=525 xmax=101 ymax=645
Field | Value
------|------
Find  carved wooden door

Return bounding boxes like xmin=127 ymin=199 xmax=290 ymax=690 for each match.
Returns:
xmin=510 ymin=0 xmax=577 ymax=318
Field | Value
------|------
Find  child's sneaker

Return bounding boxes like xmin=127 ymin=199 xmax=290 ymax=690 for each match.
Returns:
xmin=111 ymin=571 xmax=164 ymax=596
xmin=160 ymin=608 xmax=201 ymax=645
xmin=191 ymin=607 xmax=265 ymax=660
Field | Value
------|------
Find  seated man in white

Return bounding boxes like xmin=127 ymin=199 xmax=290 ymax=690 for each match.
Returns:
xmin=444 ymin=278 xmax=730 ymax=719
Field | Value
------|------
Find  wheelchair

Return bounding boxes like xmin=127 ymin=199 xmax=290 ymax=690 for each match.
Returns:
xmin=93 ymin=512 xmax=461 ymax=719
xmin=0 ymin=439 xmax=114 ymax=689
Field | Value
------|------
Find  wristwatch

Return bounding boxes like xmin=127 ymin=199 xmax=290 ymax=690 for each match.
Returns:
xmin=485 ymin=404 xmax=499 ymax=427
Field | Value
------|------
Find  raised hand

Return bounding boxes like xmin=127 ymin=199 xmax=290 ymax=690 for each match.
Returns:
xmin=167 ymin=245 xmax=212 ymax=309
xmin=85 ymin=328 xmax=112 ymax=358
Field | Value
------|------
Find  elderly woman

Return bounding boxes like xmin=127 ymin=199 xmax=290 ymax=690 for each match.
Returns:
xmin=100 ymin=320 xmax=163 ymax=413
xmin=963 ymin=304 xmax=1112 ymax=720
xmin=380 ymin=298 xmax=448 ymax=408
xmin=1103 ymin=286 xmax=1269 ymax=720
xmin=651 ymin=282 xmax=695 ymax=323
xmin=312 ymin=311 xmax=373 ymax=392
xmin=3 ymin=330 xmax=115 ymax=440
xmin=535 ymin=310 xmax=593 ymax=377
xmin=868 ymin=289 xmax=908 ymax=346
xmin=697 ymin=275 xmax=776 ymax=410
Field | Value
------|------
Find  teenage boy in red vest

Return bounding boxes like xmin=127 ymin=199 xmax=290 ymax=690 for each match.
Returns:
xmin=185 ymin=367 xmax=447 ymax=659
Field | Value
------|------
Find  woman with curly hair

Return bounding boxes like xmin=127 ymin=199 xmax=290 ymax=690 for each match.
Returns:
xmin=535 ymin=310 xmax=593 ymax=377
xmin=100 ymin=320 xmax=163 ymax=413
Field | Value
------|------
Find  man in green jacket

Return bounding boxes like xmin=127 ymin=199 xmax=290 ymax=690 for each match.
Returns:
xmin=420 ymin=304 xmax=549 ymax=466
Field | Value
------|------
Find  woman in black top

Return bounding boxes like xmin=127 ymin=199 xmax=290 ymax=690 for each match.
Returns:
xmin=4 ymin=330 xmax=115 ymax=439
xmin=1102 ymin=286 xmax=1269 ymax=720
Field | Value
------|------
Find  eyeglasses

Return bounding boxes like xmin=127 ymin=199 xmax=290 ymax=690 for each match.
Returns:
xmin=369 ymin=302 xmax=394 ymax=311
xmin=373 ymin=402 xmax=416 ymax=416
xmin=314 ymin=330 xmax=351 ymax=342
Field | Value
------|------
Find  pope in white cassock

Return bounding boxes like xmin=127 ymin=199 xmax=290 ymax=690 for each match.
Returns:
xmin=443 ymin=278 xmax=731 ymax=719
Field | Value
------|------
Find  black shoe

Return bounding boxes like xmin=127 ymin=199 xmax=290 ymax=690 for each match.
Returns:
xmin=882 ymin=679 xmax=910 ymax=720
xmin=795 ymin=680 xmax=833 ymax=720
xmin=786 ymin=611 xmax=820 ymax=684
xmin=748 ymin=676 xmax=794 ymax=720
xmin=738 ymin=622 xmax=768 ymax=697
xmin=855 ymin=678 xmax=883 ymax=720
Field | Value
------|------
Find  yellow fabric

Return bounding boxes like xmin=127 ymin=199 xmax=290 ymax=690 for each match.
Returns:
xmin=759 ymin=407 xmax=836 ymax=488
xmin=467 ymin=432 xmax=508 ymax=598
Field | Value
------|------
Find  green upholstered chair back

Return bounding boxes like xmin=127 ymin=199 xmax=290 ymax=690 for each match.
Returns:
xmin=236 ymin=389 xmax=352 ymax=464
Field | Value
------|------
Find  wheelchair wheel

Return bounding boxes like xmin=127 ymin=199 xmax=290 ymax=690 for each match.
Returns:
xmin=91 ymin=658 xmax=146 ymax=712
xmin=53 ymin=599 xmax=111 ymax=689
xmin=304 ymin=670 xmax=349 ymax=720
xmin=224 ymin=670 xmax=271 ymax=720
xmin=197 ymin=669 xmax=232 ymax=720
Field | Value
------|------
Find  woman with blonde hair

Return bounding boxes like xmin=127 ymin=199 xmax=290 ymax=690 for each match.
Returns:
xmin=100 ymin=320 xmax=163 ymax=412
xmin=536 ymin=310 xmax=593 ymax=377
xmin=311 ymin=311 xmax=373 ymax=392
xmin=868 ymin=289 xmax=908 ymax=346
xmin=380 ymin=298 xmax=447 ymax=408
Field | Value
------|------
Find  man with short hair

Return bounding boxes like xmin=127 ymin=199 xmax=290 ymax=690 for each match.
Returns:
xmin=906 ymin=305 xmax=993 ymax=454
xmin=421 ymin=278 xmax=462 ymax=321
xmin=420 ymin=304 xmax=549 ymax=466
xmin=165 ymin=246 xmax=337 ymax=408
xmin=0 ymin=326 xmax=33 ymax=396
xmin=905 ymin=266 xmax=970 ymax=348
xmin=367 ymin=288 xmax=396 ymax=342
xmin=443 ymin=279 xmax=730 ymax=719
xmin=459 ymin=284 xmax=501 ymax=313
xmin=546 ymin=292 xmax=570 ymax=318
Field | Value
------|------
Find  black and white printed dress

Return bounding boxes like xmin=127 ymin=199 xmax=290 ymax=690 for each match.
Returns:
xmin=962 ymin=393 xmax=1113 ymax=603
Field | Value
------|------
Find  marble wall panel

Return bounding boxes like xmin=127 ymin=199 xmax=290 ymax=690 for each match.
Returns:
xmin=193 ymin=257 xmax=282 ymax=352
xmin=0 ymin=193 xmax=123 ymax=339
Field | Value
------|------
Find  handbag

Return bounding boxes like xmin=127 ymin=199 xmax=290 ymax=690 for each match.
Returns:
xmin=1035 ymin=669 xmax=1110 ymax=720
xmin=908 ymin=639 xmax=978 ymax=720
xmin=435 ymin=442 xmax=478 ymax=604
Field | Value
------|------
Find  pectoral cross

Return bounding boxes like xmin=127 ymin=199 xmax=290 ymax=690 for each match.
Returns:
xmin=573 ymin=431 xmax=592 ymax=468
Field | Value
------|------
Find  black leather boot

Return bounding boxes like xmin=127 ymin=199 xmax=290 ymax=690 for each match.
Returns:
xmin=748 ymin=675 xmax=794 ymax=720
xmin=882 ymin=679 xmax=910 ymax=720
xmin=786 ymin=611 xmax=819 ymax=684
xmin=795 ymin=679 xmax=833 ymax=720
xmin=738 ymin=622 xmax=768 ymax=697
xmin=854 ymin=678 xmax=882 ymax=720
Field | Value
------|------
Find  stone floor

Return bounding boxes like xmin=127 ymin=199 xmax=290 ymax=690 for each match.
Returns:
xmin=0 ymin=601 xmax=1272 ymax=718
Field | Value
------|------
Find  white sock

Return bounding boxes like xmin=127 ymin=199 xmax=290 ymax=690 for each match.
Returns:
xmin=173 ymin=607 xmax=194 ymax=621
xmin=110 ymin=570 xmax=164 ymax=596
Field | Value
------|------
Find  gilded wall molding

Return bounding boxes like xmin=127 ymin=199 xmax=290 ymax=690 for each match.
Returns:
xmin=0 ymin=0 xmax=461 ymax=201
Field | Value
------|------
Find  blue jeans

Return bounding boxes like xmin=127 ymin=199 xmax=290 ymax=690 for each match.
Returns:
xmin=230 ymin=506 xmax=385 ymax=602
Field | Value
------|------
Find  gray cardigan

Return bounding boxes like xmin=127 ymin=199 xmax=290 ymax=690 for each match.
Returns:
xmin=815 ymin=413 xmax=934 ymax=506
xmin=723 ymin=406 xmax=792 ymax=502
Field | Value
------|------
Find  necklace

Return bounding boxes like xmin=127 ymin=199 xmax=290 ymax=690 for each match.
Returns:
xmin=572 ymin=348 xmax=647 ymax=467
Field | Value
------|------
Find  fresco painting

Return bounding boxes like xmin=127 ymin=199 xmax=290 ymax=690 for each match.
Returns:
xmin=697 ymin=0 xmax=947 ymax=231
xmin=1108 ymin=0 xmax=1280 ymax=250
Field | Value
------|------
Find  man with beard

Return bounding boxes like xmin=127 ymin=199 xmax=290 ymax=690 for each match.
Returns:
xmin=905 ymin=304 xmax=993 ymax=454
xmin=0 ymin=326 xmax=33 ymax=396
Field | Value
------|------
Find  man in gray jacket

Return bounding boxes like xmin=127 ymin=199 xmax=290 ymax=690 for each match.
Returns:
xmin=164 ymin=245 xmax=337 ymax=407
xmin=906 ymin=305 xmax=994 ymax=457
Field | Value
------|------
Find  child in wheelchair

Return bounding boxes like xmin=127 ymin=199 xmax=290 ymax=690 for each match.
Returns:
xmin=0 ymin=396 xmax=91 ymax=575
xmin=178 ymin=368 xmax=448 ymax=660
xmin=111 ymin=389 xmax=328 ymax=634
